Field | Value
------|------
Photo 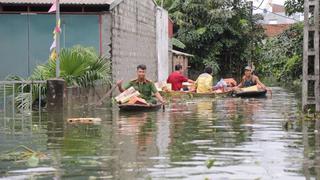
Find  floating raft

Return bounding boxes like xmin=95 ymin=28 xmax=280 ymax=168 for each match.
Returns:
xmin=118 ymin=104 xmax=162 ymax=112
xmin=234 ymin=89 xmax=267 ymax=98
xmin=67 ymin=118 xmax=102 ymax=124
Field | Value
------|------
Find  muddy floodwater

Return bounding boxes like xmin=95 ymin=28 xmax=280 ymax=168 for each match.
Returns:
xmin=1 ymin=87 xmax=320 ymax=180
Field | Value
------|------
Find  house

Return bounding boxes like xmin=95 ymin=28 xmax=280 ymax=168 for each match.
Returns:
xmin=257 ymin=2 xmax=303 ymax=37
xmin=262 ymin=24 xmax=291 ymax=37
xmin=170 ymin=49 xmax=193 ymax=77
xmin=0 ymin=0 xmax=170 ymax=83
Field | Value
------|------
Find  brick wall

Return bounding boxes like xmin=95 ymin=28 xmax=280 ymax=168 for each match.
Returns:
xmin=101 ymin=13 xmax=112 ymax=59
xmin=262 ymin=24 xmax=291 ymax=37
xmin=111 ymin=0 xmax=158 ymax=83
xmin=271 ymin=4 xmax=285 ymax=13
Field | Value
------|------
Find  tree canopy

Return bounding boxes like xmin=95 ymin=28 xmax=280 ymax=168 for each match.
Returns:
xmin=284 ymin=0 xmax=304 ymax=16
xmin=157 ymin=0 xmax=265 ymax=78
xmin=257 ymin=23 xmax=303 ymax=83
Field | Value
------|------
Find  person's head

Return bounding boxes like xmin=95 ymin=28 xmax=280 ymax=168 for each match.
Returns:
xmin=244 ymin=66 xmax=252 ymax=77
xmin=175 ymin=64 xmax=183 ymax=72
xmin=204 ymin=67 xmax=213 ymax=74
xmin=136 ymin=64 xmax=147 ymax=80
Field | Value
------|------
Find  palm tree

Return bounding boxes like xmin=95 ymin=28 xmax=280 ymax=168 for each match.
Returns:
xmin=31 ymin=46 xmax=112 ymax=88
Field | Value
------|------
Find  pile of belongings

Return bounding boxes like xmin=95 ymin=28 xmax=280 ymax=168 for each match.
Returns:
xmin=155 ymin=82 xmax=172 ymax=92
xmin=213 ymin=78 xmax=237 ymax=93
xmin=181 ymin=82 xmax=195 ymax=91
xmin=115 ymin=87 xmax=148 ymax=105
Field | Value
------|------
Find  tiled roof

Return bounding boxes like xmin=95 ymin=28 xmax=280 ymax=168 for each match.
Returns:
xmin=0 ymin=0 xmax=115 ymax=5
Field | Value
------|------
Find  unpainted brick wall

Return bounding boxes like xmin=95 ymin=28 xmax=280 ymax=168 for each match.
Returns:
xmin=111 ymin=0 xmax=158 ymax=83
xmin=101 ymin=13 xmax=112 ymax=59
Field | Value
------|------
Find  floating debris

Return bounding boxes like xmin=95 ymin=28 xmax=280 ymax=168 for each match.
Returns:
xmin=9 ymin=167 xmax=56 ymax=174
xmin=67 ymin=118 xmax=102 ymax=125
xmin=0 ymin=145 xmax=46 ymax=167
xmin=206 ymin=159 xmax=215 ymax=169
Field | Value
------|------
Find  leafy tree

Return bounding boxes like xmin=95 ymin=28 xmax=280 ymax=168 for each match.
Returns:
xmin=257 ymin=23 xmax=303 ymax=83
xmin=31 ymin=46 xmax=112 ymax=87
xmin=284 ymin=0 xmax=304 ymax=16
xmin=157 ymin=0 xmax=265 ymax=78
xmin=4 ymin=46 xmax=111 ymax=111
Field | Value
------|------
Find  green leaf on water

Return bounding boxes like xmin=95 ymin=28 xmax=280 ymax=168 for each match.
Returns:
xmin=206 ymin=159 xmax=215 ymax=169
xmin=27 ymin=154 xmax=39 ymax=167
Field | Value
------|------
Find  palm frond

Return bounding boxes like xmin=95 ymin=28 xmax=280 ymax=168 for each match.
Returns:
xmin=171 ymin=38 xmax=186 ymax=49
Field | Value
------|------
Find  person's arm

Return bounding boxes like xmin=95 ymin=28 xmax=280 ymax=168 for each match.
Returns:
xmin=255 ymin=77 xmax=266 ymax=89
xmin=187 ymin=79 xmax=194 ymax=83
xmin=236 ymin=77 xmax=245 ymax=88
xmin=117 ymin=80 xmax=131 ymax=93
xmin=116 ymin=80 xmax=125 ymax=92
xmin=151 ymin=82 xmax=165 ymax=104
xmin=178 ymin=74 xmax=194 ymax=84
xmin=154 ymin=92 xmax=165 ymax=104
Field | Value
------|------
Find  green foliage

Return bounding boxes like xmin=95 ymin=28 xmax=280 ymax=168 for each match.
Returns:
xmin=156 ymin=0 xmax=265 ymax=77
xmin=0 ymin=145 xmax=45 ymax=164
xmin=4 ymin=46 xmax=111 ymax=112
xmin=284 ymin=0 xmax=304 ymax=16
xmin=30 ymin=46 xmax=112 ymax=88
xmin=171 ymin=37 xmax=186 ymax=49
xmin=257 ymin=23 xmax=303 ymax=83
xmin=206 ymin=159 xmax=215 ymax=169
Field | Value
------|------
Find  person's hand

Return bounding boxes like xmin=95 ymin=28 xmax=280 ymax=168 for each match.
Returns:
xmin=233 ymin=87 xmax=240 ymax=91
xmin=116 ymin=80 xmax=123 ymax=87
xmin=261 ymin=85 xmax=266 ymax=90
xmin=160 ymin=99 xmax=166 ymax=105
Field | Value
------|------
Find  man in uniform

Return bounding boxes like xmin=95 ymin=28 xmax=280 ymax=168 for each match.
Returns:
xmin=117 ymin=64 xmax=165 ymax=104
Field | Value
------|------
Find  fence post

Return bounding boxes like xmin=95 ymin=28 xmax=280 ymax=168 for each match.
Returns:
xmin=47 ymin=79 xmax=65 ymax=112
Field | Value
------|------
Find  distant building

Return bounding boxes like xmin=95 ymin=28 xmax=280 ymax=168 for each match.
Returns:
xmin=253 ymin=1 xmax=303 ymax=37
xmin=262 ymin=24 xmax=291 ymax=37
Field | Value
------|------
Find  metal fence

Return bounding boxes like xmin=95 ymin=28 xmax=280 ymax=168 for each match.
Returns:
xmin=0 ymin=80 xmax=47 ymax=134
xmin=0 ymin=80 xmax=47 ymax=114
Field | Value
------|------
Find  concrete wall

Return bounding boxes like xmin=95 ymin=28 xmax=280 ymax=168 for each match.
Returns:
xmin=65 ymin=85 xmax=109 ymax=110
xmin=101 ymin=13 xmax=112 ymax=59
xmin=111 ymin=0 xmax=158 ymax=83
xmin=156 ymin=7 xmax=169 ymax=82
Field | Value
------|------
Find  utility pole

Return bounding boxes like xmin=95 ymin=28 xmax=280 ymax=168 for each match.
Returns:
xmin=302 ymin=0 xmax=320 ymax=111
xmin=55 ymin=0 xmax=60 ymax=78
xmin=249 ymin=0 xmax=253 ymax=68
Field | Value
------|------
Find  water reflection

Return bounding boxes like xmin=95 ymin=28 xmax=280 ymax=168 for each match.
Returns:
xmin=1 ymin=87 xmax=320 ymax=179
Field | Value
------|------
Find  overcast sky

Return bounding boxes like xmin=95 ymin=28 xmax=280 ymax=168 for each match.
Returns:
xmin=251 ymin=0 xmax=286 ymax=14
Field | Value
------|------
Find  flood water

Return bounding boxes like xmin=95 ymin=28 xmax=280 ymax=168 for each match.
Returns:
xmin=0 ymin=87 xmax=320 ymax=180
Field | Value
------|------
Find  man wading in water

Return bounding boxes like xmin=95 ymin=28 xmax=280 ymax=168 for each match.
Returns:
xmin=117 ymin=64 xmax=165 ymax=104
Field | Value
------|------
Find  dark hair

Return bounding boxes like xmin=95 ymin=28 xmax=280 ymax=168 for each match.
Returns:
xmin=175 ymin=64 xmax=183 ymax=71
xmin=204 ymin=67 xmax=212 ymax=74
xmin=137 ymin=64 xmax=147 ymax=70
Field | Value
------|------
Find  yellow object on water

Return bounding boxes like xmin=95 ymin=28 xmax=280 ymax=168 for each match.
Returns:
xmin=241 ymin=85 xmax=258 ymax=92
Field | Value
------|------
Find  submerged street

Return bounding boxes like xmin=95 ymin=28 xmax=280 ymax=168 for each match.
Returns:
xmin=0 ymin=87 xmax=319 ymax=179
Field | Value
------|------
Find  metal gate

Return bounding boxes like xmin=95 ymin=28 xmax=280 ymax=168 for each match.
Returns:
xmin=0 ymin=80 xmax=47 ymax=134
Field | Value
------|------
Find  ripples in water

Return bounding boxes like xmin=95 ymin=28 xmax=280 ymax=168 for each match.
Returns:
xmin=0 ymin=87 xmax=319 ymax=180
